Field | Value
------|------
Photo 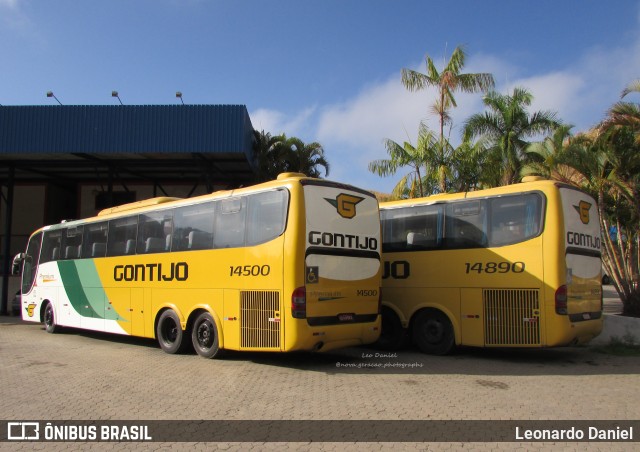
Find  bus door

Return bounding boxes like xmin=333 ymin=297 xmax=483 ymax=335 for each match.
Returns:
xmin=15 ymin=232 xmax=43 ymax=319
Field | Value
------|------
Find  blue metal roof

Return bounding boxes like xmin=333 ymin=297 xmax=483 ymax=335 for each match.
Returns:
xmin=0 ymin=104 xmax=254 ymax=158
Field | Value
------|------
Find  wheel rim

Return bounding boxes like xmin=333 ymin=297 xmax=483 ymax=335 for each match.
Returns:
xmin=424 ymin=319 xmax=444 ymax=344
xmin=162 ymin=318 xmax=178 ymax=344
xmin=196 ymin=319 xmax=214 ymax=349
xmin=44 ymin=306 xmax=53 ymax=327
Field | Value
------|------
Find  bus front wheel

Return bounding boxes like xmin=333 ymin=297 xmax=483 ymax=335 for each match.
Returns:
xmin=156 ymin=310 xmax=186 ymax=354
xmin=43 ymin=303 xmax=60 ymax=334
xmin=191 ymin=311 xmax=223 ymax=359
xmin=412 ymin=310 xmax=455 ymax=355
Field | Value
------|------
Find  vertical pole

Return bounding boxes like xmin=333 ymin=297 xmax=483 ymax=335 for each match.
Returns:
xmin=1 ymin=165 xmax=15 ymax=315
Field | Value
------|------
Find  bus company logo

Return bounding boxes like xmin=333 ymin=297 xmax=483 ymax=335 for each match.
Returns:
xmin=27 ymin=303 xmax=37 ymax=317
xmin=324 ymin=194 xmax=364 ymax=219
xmin=573 ymin=200 xmax=592 ymax=224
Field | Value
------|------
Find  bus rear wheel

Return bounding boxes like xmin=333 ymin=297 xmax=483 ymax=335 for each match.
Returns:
xmin=156 ymin=310 xmax=186 ymax=354
xmin=412 ymin=310 xmax=455 ymax=355
xmin=43 ymin=303 xmax=60 ymax=334
xmin=191 ymin=311 xmax=223 ymax=359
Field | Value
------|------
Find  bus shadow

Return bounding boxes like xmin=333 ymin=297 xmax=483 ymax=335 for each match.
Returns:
xmin=239 ymin=343 xmax=640 ymax=377
xmin=49 ymin=326 xmax=640 ymax=377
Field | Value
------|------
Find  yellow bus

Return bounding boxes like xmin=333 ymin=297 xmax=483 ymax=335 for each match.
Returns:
xmin=12 ymin=173 xmax=381 ymax=358
xmin=378 ymin=178 xmax=603 ymax=354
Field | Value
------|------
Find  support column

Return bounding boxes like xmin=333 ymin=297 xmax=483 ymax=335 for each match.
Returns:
xmin=1 ymin=165 xmax=15 ymax=315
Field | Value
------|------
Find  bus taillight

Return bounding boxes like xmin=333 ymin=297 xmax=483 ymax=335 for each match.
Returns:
xmin=292 ymin=286 xmax=306 ymax=319
xmin=555 ymin=285 xmax=568 ymax=315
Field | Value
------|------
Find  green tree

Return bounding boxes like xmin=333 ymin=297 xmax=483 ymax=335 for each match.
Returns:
xmin=280 ymin=135 xmax=330 ymax=178
xmin=401 ymin=45 xmax=494 ymax=192
xmin=561 ymin=126 xmax=640 ymax=315
xmin=449 ymin=137 xmax=490 ymax=192
xmin=252 ymin=130 xmax=286 ymax=182
xmin=462 ymin=87 xmax=560 ymax=186
xmin=368 ymin=123 xmax=438 ymax=199
xmin=252 ymin=131 xmax=329 ymax=181
xmin=522 ymin=124 xmax=580 ymax=183
xmin=603 ymin=79 xmax=640 ymax=144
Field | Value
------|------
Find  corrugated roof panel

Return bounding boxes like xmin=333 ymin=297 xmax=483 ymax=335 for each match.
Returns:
xmin=0 ymin=104 xmax=255 ymax=156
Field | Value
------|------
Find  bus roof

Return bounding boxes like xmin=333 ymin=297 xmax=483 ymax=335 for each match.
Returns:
xmin=379 ymin=179 xmax=577 ymax=209
xmin=29 ymin=172 xmax=376 ymax=235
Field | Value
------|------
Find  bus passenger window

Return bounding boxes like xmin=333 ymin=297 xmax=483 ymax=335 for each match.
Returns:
xmin=41 ymin=230 xmax=63 ymax=263
xmin=214 ymin=198 xmax=246 ymax=249
xmin=138 ymin=212 xmax=173 ymax=254
xmin=62 ymin=226 xmax=83 ymax=260
xmin=489 ymin=194 xmax=543 ymax=246
xmin=444 ymin=201 xmax=487 ymax=249
xmin=172 ymin=202 xmax=215 ymax=252
xmin=246 ymin=190 xmax=288 ymax=246
xmin=107 ymin=217 xmax=138 ymax=257
xmin=82 ymin=221 xmax=108 ymax=258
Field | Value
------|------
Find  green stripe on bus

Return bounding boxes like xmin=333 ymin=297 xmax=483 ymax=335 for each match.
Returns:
xmin=57 ymin=260 xmax=125 ymax=321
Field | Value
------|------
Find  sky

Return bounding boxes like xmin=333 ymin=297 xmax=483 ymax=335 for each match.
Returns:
xmin=2 ymin=0 xmax=640 ymax=193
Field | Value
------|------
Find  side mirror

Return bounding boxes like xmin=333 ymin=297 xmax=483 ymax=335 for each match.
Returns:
xmin=11 ymin=253 xmax=25 ymax=276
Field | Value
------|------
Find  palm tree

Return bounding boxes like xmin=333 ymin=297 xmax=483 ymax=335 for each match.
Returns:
xmin=253 ymin=130 xmax=284 ymax=181
xmin=462 ymin=87 xmax=560 ymax=186
xmin=369 ymin=123 xmax=438 ymax=199
xmin=253 ymin=131 xmax=329 ymax=180
xmin=523 ymin=124 xmax=581 ymax=183
xmin=401 ymin=45 xmax=495 ymax=140
xmin=449 ymin=137 xmax=490 ymax=192
xmin=602 ymin=79 xmax=640 ymax=144
xmin=401 ymin=45 xmax=494 ymax=192
xmin=281 ymin=136 xmax=329 ymax=178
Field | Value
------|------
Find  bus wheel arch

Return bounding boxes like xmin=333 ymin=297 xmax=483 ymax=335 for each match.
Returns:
xmin=376 ymin=304 xmax=407 ymax=351
xmin=41 ymin=300 xmax=60 ymax=334
xmin=188 ymin=309 xmax=225 ymax=359
xmin=155 ymin=308 xmax=189 ymax=354
xmin=410 ymin=308 xmax=456 ymax=355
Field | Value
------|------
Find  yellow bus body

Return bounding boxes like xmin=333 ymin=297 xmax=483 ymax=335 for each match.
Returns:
xmin=16 ymin=173 xmax=381 ymax=357
xmin=379 ymin=179 xmax=603 ymax=354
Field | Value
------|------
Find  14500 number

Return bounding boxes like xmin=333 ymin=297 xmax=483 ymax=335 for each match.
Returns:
xmin=229 ymin=265 xmax=271 ymax=277
xmin=465 ymin=261 xmax=525 ymax=274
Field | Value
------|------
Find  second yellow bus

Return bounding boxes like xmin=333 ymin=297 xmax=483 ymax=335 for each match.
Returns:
xmin=378 ymin=178 xmax=603 ymax=354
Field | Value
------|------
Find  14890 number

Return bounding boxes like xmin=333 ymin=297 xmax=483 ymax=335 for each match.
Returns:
xmin=464 ymin=261 xmax=525 ymax=274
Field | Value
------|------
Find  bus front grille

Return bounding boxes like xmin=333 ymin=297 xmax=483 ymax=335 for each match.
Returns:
xmin=240 ymin=291 xmax=281 ymax=349
xmin=483 ymin=289 xmax=540 ymax=346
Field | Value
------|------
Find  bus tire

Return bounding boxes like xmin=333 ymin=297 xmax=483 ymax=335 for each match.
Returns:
xmin=43 ymin=302 xmax=60 ymax=334
xmin=412 ymin=309 xmax=455 ymax=355
xmin=191 ymin=311 xmax=224 ymax=359
xmin=156 ymin=309 xmax=186 ymax=354
xmin=376 ymin=306 xmax=407 ymax=351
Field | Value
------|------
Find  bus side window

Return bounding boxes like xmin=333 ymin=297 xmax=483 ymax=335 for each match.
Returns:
xmin=62 ymin=226 xmax=84 ymax=260
xmin=489 ymin=194 xmax=542 ymax=246
xmin=172 ymin=202 xmax=215 ymax=252
xmin=41 ymin=230 xmax=63 ymax=263
xmin=138 ymin=212 xmax=173 ymax=254
xmin=107 ymin=216 xmax=138 ymax=257
xmin=82 ymin=221 xmax=108 ymax=259
xmin=444 ymin=201 xmax=487 ymax=249
xmin=246 ymin=190 xmax=287 ymax=246
xmin=214 ymin=198 xmax=246 ymax=249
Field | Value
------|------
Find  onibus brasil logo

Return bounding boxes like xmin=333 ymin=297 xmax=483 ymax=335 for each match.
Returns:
xmin=324 ymin=193 xmax=364 ymax=219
